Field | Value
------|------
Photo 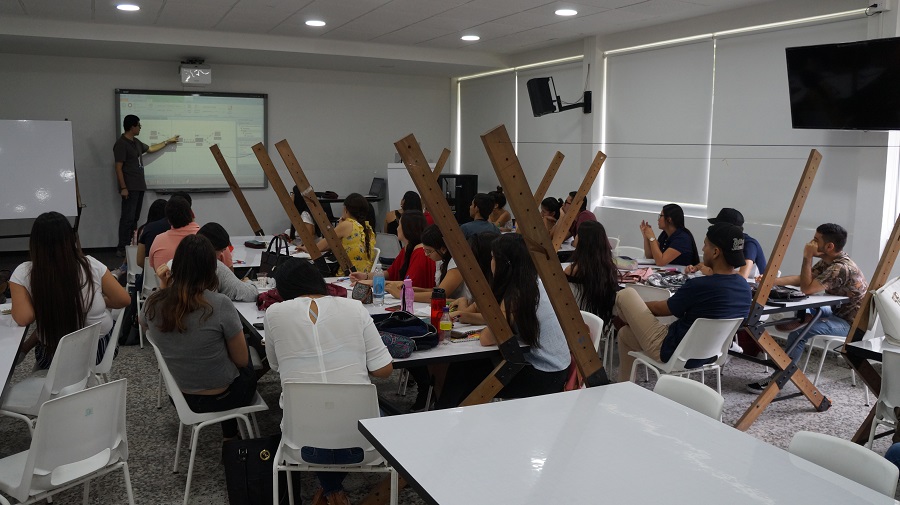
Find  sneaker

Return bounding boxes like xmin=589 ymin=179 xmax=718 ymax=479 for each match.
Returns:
xmin=729 ymin=340 xmax=743 ymax=354
xmin=746 ymin=377 xmax=772 ymax=394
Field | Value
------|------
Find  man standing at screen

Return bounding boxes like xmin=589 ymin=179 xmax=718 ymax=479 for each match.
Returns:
xmin=114 ymin=114 xmax=179 ymax=257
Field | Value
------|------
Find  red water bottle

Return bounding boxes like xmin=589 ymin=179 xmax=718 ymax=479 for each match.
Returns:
xmin=431 ymin=288 xmax=446 ymax=328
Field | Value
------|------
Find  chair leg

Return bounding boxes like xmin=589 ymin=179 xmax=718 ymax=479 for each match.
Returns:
xmin=390 ymin=468 xmax=399 ymax=505
xmin=173 ymin=422 xmax=184 ymax=473
xmin=136 ymin=296 xmax=145 ymax=349
xmin=250 ymin=413 xmax=260 ymax=439
xmin=812 ymin=343 xmax=830 ymax=386
xmin=397 ymin=369 xmax=409 ymax=396
xmin=157 ymin=371 xmax=163 ymax=409
xmin=183 ymin=426 xmax=201 ymax=505
xmin=273 ymin=466 xmax=280 ymax=505
xmin=629 ymin=360 xmax=639 ymax=382
xmin=867 ymin=415 xmax=880 ymax=449
xmin=801 ymin=339 xmax=815 ymax=374
xmin=286 ymin=470 xmax=295 ymax=505
xmin=123 ymin=462 xmax=136 ymax=505
xmin=715 ymin=369 xmax=721 ymax=395
xmin=82 ymin=480 xmax=90 ymax=504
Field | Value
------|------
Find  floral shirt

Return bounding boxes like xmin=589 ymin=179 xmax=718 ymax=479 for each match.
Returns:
xmin=812 ymin=252 xmax=868 ymax=323
xmin=341 ymin=218 xmax=375 ymax=272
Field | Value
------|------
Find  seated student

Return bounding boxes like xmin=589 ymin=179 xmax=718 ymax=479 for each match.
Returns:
xmin=265 ymin=258 xmax=393 ymax=505
xmin=351 ymin=211 xmax=435 ymax=289
xmin=384 ymin=191 xmax=423 ymax=235
xmin=137 ymin=192 xmax=191 ymax=268
xmin=564 ymin=221 xmax=619 ymax=323
xmin=460 ymin=193 xmax=500 ymax=239
xmin=148 ymin=196 xmax=199 ymax=270
xmin=540 ymin=197 xmax=563 ymax=232
xmin=640 ymin=203 xmax=699 ymax=266
xmin=553 ymin=191 xmax=597 ymax=240
xmin=141 ymin=235 xmax=257 ymax=440
xmin=488 ymin=186 xmax=512 ymax=230
xmin=746 ymin=223 xmax=867 ymax=393
xmin=615 ymin=223 xmax=752 ymax=382
xmin=197 ymin=222 xmax=257 ymax=302
xmin=11 ymin=212 xmax=131 ymax=369
xmin=685 ymin=208 xmax=767 ymax=279
xmin=288 ymin=185 xmax=319 ymax=241
xmin=299 ymin=193 xmax=376 ymax=273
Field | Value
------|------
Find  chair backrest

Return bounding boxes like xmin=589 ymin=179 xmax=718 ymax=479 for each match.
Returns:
xmin=141 ymin=266 xmax=160 ymax=296
xmin=789 ymin=430 xmax=899 ymax=497
xmin=44 ymin=322 xmax=102 ymax=399
xmin=372 ymin=247 xmax=381 ymax=267
xmin=666 ymin=318 xmax=743 ymax=371
xmin=374 ymin=233 xmax=401 ymax=260
xmin=281 ymin=381 xmax=382 ymax=465
xmin=125 ymin=245 xmax=142 ymax=277
xmin=95 ymin=310 xmax=126 ymax=377
xmin=631 ymin=284 xmax=671 ymax=302
xmin=149 ymin=340 xmax=195 ymax=419
xmin=607 ymin=237 xmax=620 ymax=251
xmin=614 ymin=246 xmax=645 ymax=259
xmin=580 ymin=311 xmax=605 ymax=353
xmin=880 ymin=349 xmax=900 ymax=409
xmin=10 ymin=379 xmax=128 ymax=502
xmin=654 ymin=375 xmax=724 ymax=420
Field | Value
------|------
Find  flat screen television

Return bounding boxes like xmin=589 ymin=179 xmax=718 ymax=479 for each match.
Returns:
xmin=116 ymin=89 xmax=267 ymax=191
xmin=785 ymin=37 xmax=900 ymax=131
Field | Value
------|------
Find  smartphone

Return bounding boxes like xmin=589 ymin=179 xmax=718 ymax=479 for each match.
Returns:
xmin=252 ymin=322 xmax=264 ymax=330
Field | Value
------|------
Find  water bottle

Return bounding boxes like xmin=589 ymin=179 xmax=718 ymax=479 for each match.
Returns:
xmin=402 ymin=277 xmax=414 ymax=313
xmin=439 ymin=306 xmax=453 ymax=344
xmin=430 ymin=288 xmax=446 ymax=328
xmin=372 ymin=264 xmax=385 ymax=306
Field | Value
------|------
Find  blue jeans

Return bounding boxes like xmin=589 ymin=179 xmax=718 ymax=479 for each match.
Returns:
xmin=885 ymin=443 xmax=900 ymax=471
xmin=300 ymin=447 xmax=364 ymax=494
xmin=784 ymin=306 xmax=850 ymax=364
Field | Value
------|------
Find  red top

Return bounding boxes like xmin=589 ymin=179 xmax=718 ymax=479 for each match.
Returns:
xmin=387 ymin=246 xmax=436 ymax=288
xmin=424 ymin=211 xmax=435 ymax=226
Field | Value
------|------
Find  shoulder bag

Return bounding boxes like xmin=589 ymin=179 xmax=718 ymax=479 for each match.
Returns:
xmin=259 ymin=235 xmax=290 ymax=276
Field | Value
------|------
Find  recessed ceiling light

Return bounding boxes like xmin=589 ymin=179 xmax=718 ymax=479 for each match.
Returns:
xmin=305 ymin=20 xmax=326 ymax=27
xmin=117 ymin=4 xmax=140 ymax=11
xmin=555 ymin=9 xmax=578 ymax=16
xmin=461 ymin=35 xmax=480 ymax=41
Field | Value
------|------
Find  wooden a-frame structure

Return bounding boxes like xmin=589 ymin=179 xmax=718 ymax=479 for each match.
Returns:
xmin=210 ymin=144 xmax=265 ymax=236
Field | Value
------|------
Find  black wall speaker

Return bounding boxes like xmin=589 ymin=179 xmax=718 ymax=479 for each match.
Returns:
xmin=527 ymin=77 xmax=557 ymax=117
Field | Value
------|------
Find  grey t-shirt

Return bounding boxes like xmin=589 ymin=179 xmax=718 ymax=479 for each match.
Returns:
xmin=460 ymin=219 xmax=500 ymax=240
xmin=143 ymin=290 xmax=243 ymax=393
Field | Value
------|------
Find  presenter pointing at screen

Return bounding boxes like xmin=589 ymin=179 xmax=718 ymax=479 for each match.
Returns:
xmin=114 ymin=114 xmax=179 ymax=257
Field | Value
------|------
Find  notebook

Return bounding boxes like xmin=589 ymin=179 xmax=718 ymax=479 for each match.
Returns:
xmin=450 ymin=323 xmax=486 ymax=341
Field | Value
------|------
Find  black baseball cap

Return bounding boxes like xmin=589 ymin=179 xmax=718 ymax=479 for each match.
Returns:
xmin=706 ymin=222 xmax=746 ymax=268
xmin=708 ymin=208 xmax=744 ymax=228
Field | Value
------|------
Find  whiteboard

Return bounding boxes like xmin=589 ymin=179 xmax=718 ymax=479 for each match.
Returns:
xmin=0 ymin=120 xmax=78 ymax=220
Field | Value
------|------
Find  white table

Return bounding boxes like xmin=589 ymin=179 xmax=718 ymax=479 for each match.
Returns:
xmin=359 ymin=382 xmax=897 ymax=505
xmin=230 ymin=235 xmax=310 ymax=270
xmin=0 ymin=304 xmax=28 ymax=395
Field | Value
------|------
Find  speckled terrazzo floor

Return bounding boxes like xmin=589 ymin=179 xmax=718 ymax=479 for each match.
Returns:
xmin=0 ymin=339 xmax=894 ymax=504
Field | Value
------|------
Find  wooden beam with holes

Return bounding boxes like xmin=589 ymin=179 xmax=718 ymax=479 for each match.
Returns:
xmin=843 ymin=212 xmax=900 ymax=444
xmin=433 ymin=148 xmax=450 ymax=179
xmin=482 ymin=125 xmax=609 ymax=386
xmin=734 ymin=149 xmax=830 ymax=431
xmin=550 ymin=154 xmax=602 ymax=251
xmin=210 ymin=144 xmax=264 ymax=236
xmin=250 ymin=143 xmax=323 ymax=261
xmin=533 ymin=151 xmax=565 ymax=205
xmin=395 ymin=134 xmax=527 ymax=407
xmin=274 ymin=139 xmax=355 ymax=274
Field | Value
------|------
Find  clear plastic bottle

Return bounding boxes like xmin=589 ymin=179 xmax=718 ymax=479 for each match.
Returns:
xmin=372 ymin=264 xmax=385 ymax=306
xmin=439 ymin=305 xmax=453 ymax=344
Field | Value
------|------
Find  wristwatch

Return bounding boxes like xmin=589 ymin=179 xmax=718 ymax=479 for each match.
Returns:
xmin=648 ymin=237 xmax=656 ymax=243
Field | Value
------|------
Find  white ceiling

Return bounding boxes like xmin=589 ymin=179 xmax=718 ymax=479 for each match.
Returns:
xmin=0 ymin=0 xmax=820 ymax=75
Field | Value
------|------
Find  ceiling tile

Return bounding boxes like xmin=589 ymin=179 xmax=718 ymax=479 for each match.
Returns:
xmin=94 ymin=0 xmax=167 ymax=24
xmin=21 ymin=0 xmax=93 ymax=20
xmin=156 ymin=3 xmax=235 ymax=29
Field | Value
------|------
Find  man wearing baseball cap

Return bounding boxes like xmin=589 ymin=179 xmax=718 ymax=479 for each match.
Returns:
xmin=615 ymin=222 xmax=753 ymax=382
xmin=685 ymin=208 xmax=767 ymax=279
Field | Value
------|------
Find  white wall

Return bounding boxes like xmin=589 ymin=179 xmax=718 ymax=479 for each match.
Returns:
xmin=0 ymin=53 xmax=450 ymax=250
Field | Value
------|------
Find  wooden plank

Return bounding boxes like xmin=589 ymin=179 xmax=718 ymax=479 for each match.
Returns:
xmin=433 ymin=148 xmax=450 ymax=179
xmin=533 ymin=151 xmax=564 ymax=205
xmin=394 ymin=134 xmax=526 ymax=407
xmin=481 ymin=125 xmax=609 ymax=386
xmin=550 ymin=153 xmax=603 ymax=251
xmin=250 ymin=143 xmax=322 ymax=260
xmin=210 ymin=144 xmax=264 ymax=236
xmin=274 ymin=139 xmax=355 ymax=274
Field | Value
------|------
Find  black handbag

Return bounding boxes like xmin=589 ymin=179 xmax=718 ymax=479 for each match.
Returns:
xmin=768 ymin=285 xmax=808 ymax=302
xmin=373 ymin=310 xmax=439 ymax=351
xmin=223 ymin=435 xmax=298 ymax=505
xmin=259 ymin=235 xmax=290 ymax=276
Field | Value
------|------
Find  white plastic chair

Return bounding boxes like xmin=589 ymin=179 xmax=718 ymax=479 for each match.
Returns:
xmin=629 ymin=317 xmax=743 ymax=394
xmin=374 ymin=232 xmax=401 ymax=261
xmin=614 ymin=245 xmax=645 ymax=259
xmin=135 ymin=266 xmax=160 ymax=349
xmin=802 ymin=313 xmax=878 ymax=403
xmin=0 ymin=322 xmax=102 ymax=435
xmin=580 ymin=310 xmax=604 ymax=355
xmin=274 ymin=381 xmax=398 ymax=505
xmin=0 ymin=379 xmax=135 ymax=505
xmin=124 ymin=245 xmax=142 ymax=287
xmin=607 ymin=237 xmax=620 ymax=251
xmin=95 ymin=309 xmax=126 ymax=383
xmin=654 ymin=374 xmax=725 ymax=420
xmin=866 ymin=349 xmax=900 ymax=448
xmin=149 ymin=342 xmax=268 ymax=505
xmin=372 ymin=247 xmax=381 ymax=268
xmin=790 ymin=430 xmax=899 ymax=497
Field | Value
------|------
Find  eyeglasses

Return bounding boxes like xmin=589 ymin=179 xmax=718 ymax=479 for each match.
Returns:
xmin=423 ymin=247 xmax=436 ymax=256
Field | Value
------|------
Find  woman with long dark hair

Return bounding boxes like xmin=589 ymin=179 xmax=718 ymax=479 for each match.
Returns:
xmin=564 ymin=221 xmax=618 ymax=322
xmin=289 ymin=185 xmax=320 ymax=240
xmin=384 ymin=191 xmax=422 ymax=235
xmin=540 ymin=197 xmax=563 ymax=231
xmin=351 ymin=211 xmax=435 ymax=291
xmin=142 ymin=235 xmax=257 ymax=440
xmin=10 ymin=212 xmax=131 ymax=369
xmin=640 ymin=203 xmax=699 ymax=266
xmin=299 ymin=193 xmax=376 ymax=272
xmin=488 ymin=186 xmax=511 ymax=230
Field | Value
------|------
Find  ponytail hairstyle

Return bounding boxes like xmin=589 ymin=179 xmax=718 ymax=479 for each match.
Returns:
xmin=661 ymin=203 xmax=700 ymax=265
xmin=343 ymin=193 xmax=375 ymax=257
xmin=422 ymin=224 xmax=451 ymax=282
xmin=541 ymin=197 xmax=562 ymax=220
xmin=397 ymin=210 xmax=427 ymax=280
xmin=489 ymin=186 xmax=507 ymax=210
xmin=568 ymin=221 xmax=618 ymax=321
xmin=28 ymin=212 xmax=94 ymax=358
xmin=490 ymin=234 xmax=541 ymax=347
xmin=144 ymin=235 xmax=219 ymax=333
xmin=400 ymin=191 xmax=422 ymax=212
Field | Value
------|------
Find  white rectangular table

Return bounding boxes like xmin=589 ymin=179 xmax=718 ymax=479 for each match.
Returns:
xmin=359 ymin=382 xmax=897 ymax=505
xmin=230 ymin=235 xmax=311 ymax=270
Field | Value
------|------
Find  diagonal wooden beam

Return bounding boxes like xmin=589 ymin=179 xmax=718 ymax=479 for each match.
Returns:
xmin=250 ymin=143 xmax=322 ymax=260
xmin=275 ymin=139 xmax=355 ymax=274
xmin=534 ymin=151 xmax=565 ymax=205
xmin=550 ymin=153 xmax=602 ymax=251
xmin=481 ymin=125 xmax=609 ymax=386
xmin=432 ymin=148 xmax=450 ymax=179
xmin=210 ymin=144 xmax=264 ymax=236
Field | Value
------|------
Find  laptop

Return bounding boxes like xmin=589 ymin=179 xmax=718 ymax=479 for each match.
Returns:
xmin=365 ymin=177 xmax=386 ymax=198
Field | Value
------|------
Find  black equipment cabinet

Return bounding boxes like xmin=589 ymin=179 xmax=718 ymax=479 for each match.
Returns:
xmin=437 ymin=174 xmax=478 ymax=224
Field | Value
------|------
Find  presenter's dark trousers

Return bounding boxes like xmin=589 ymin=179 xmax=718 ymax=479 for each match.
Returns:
xmin=117 ymin=190 xmax=144 ymax=251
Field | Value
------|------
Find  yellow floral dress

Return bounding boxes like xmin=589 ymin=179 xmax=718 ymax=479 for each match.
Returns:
xmin=341 ymin=218 xmax=375 ymax=272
